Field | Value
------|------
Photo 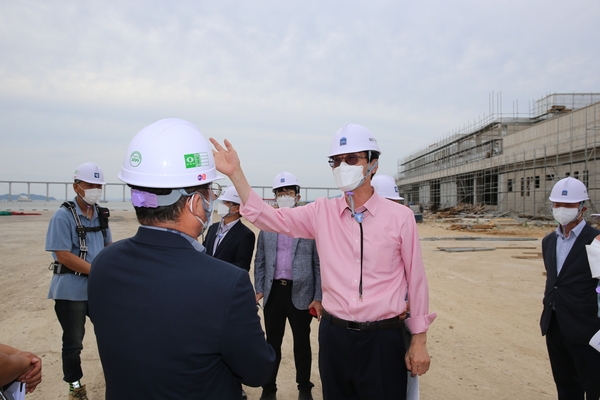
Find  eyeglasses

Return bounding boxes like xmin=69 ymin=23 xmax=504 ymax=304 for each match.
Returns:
xmin=205 ymin=182 xmax=222 ymax=201
xmin=328 ymin=154 xmax=368 ymax=168
xmin=191 ymin=182 xmax=222 ymax=202
xmin=275 ymin=189 xmax=296 ymax=197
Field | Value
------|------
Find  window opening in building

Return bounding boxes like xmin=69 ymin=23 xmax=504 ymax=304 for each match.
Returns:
xmin=521 ymin=177 xmax=524 ymax=197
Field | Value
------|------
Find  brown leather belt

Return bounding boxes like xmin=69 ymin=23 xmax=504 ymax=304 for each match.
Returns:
xmin=321 ymin=309 xmax=404 ymax=331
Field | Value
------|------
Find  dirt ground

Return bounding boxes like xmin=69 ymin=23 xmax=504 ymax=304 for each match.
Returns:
xmin=0 ymin=209 xmax=559 ymax=399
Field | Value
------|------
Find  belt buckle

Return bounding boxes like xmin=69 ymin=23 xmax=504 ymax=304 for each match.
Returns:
xmin=279 ymin=280 xmax=288 ymax=286
xmin=346 ymin=321 xmax=361 ymax=331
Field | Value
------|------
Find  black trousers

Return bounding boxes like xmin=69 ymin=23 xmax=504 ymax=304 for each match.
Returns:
xmin=54 ymin=300 xmax=89 ymax=382
xmin=546 ymin=312 xmax=600 ymax=400
xmin=318 ymin=315 xmax=407 ymax=400
xmin=263 ymin=281 xmax=314 ymax=392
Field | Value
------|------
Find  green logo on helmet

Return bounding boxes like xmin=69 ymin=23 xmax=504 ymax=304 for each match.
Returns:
xmin=130 ymin=151 xmax=142 ymax=167
xmin=184 ymin=152 xmax=209 ymax=169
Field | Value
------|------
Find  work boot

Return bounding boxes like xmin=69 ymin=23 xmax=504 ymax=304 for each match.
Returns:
xmin=298 ymin=388 xmax=314 ymax=400
xmin=68 ymin=385 xmax=89 ymax=400
xmin=259 ymin=389 xmax=277 ymax=400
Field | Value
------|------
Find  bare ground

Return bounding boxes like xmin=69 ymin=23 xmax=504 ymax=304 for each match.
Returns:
xmin=0 ymin=211 xmax=557 ymax=399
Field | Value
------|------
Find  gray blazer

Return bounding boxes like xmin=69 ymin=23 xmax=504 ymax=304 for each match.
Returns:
xmin=254 ymin=231 xmax=321 ymax=310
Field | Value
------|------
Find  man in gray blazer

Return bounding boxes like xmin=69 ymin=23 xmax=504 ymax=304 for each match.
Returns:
xmin=254 ymin=172 xmax=322 ymax=400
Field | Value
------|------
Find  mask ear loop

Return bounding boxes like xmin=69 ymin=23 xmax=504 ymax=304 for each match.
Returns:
xmin=576 ymin=202 xmax=585 ymax=222
xmin=189 ymin=193 xmax=210 ymax=233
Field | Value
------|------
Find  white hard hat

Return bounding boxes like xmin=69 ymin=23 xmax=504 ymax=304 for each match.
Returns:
xmin=74 ymin=162 xmax=105 ymax=185
xmin=118 ymin=118 xmax=223 ymax=188
xmin=549 ymin=177 xmax=589 ymax=203
xmin=371 ymin=174 xmax=403 ymax=201
xmin=218 ymin=186 xmax=241 ymax=204
xmin=273 ymin=172 xmax=300 ymax=191
xmin=328 ymin=123 xmax=381 ymax=157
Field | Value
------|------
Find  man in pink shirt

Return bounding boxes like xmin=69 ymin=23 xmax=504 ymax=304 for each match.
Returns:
xmin=211 ymin=123 xmax=436 ymax=400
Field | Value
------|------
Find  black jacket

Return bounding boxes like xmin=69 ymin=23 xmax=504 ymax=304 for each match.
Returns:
xmin=203 ymin=220 xmax=256 ymax=271
xmin=88 ymin=227 xmax=275 ymax=399
xmin=540 ymin=223 xmax=600 ymax=344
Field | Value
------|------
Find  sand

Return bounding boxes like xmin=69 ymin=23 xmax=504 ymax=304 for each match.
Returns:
xmin=0 ymin=209 xmax=558 ymax=399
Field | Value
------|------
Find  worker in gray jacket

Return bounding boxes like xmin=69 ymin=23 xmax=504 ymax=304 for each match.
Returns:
xmin=254 ymin=172 xmax=322 ymax=400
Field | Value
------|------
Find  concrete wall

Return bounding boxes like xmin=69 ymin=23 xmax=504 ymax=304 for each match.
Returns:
xmin=398 ymin=101 xmax=600 ymax=217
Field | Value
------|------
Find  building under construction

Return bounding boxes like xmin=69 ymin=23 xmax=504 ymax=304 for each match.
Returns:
xmin=397 ymin=93 xmax=600 ymax=218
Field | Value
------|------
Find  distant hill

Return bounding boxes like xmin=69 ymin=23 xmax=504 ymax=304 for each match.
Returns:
xmin=0 ymin=193 xmax=57 ymax=201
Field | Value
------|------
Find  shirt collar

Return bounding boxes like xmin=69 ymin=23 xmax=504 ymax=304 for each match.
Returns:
xmin=220 ymin=218 xmax=240 ymax=231
xmin=73 ymin=197 xmax=96 ymax=219
xmin=555 ymin=219 xmax=586 ymax=239
xmin=335 ymin=190 xmax=381 ymax=218
xmin=141 ymin=225 xmax=206 ymax=253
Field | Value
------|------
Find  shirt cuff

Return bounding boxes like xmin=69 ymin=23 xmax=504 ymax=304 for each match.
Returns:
xmin=405 ymin=312 xmax=437 ymax=334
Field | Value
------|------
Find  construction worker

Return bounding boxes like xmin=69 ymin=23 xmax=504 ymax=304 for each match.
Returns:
xmin=541 ymin=177 xmax=600 ymax=398
xmin=88 ymin=118 xmax=275 ymax=399
xmin=371 ymin=174 xmax=404 ymax=204
xmin=211 ymin=123 xmax=436 ymax=400
xmin=254 ymin=172 xmax=322 ymax=400
xmin=46 ymin=162 xmax=112 ymax=400
xmin=203 ymin=186 xmax=256 ymax=271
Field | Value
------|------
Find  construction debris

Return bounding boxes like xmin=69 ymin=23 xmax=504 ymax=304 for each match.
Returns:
xmin=437 ymin=247 xmax=496 ymax=252
xmin=495 ymin=246 xmax=537 ymax=249
xmin=434 ymin=203 xmax=487 ymax=218
xmin=512 ymin=255 xmax=543 ymax=260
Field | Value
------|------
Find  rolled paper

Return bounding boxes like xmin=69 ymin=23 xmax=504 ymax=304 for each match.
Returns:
xmin=589 ymin=329 xmax=600 ymax=353
xmin=585 ymin=240 xmax=600 ymax=279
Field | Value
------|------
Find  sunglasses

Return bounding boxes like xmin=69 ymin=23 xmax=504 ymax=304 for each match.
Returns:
xmin=328 ymin=154 xmax=368 ymax=168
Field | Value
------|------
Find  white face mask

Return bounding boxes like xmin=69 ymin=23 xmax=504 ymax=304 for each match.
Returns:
xmin=333 ymin=163 xmax=365 ymax=192
xmin=552 ymin=207 xmax=580 ymax=226
xmin=217 ymin=202 xmax=231 ymax=217
xmin=80 ymin=188 xmax=102 ymax=205
xmin=276 ymin=195 xmax=296 ymax=209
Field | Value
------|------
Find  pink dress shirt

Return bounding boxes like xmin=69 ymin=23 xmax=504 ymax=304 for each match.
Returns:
xmin=241 ymin=190 xmax=436 ymax=335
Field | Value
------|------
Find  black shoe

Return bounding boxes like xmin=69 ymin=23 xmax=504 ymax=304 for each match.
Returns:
xmin=298 ymin=389 xmax=314 ymax=400
xmin=259 ymin=389 xmax=277 ymax=400
xmin=241 ymin=389 xmax=248 ymax=399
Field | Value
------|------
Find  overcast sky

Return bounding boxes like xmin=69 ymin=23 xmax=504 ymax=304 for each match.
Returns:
xmin=1 ymin=0 xmax=599 ymax=196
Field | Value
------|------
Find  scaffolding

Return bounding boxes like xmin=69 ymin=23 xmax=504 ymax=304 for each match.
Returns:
xmin=397 ymin=93 xmax=600 ymax=218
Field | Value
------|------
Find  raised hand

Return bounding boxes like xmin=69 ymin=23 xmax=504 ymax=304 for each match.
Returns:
xmin=209 ymin=138 xmax=241 ymax=178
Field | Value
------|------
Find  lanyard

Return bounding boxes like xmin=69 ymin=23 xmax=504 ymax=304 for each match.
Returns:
xmin=358 ymin=222 xmax=364 ymax=300
xmin=347 ymin=192 xmax=365 ymax=300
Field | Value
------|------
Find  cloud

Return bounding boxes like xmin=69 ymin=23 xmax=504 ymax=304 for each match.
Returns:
xmin=1 ymin=0 xmax=599 ymax=189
